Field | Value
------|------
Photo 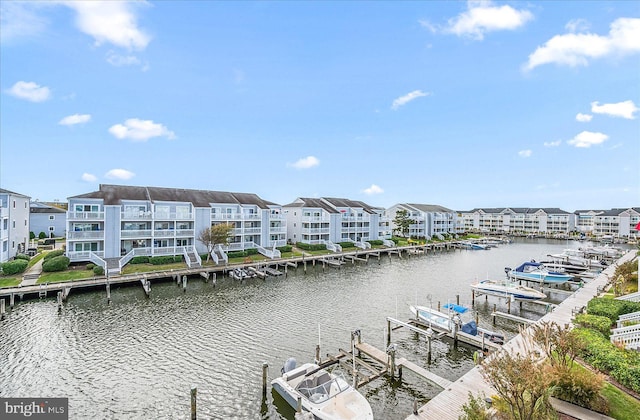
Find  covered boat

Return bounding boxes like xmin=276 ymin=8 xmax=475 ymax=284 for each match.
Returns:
xmin=409 ymin=304 xmax=504 ymax=344
xmin=271 ymin=359 xmax=373 ymax=420
xmin=506 ymin=261 xmax=573 ymax=284
xmin=471 ymin=279 xmax=547 ymax=301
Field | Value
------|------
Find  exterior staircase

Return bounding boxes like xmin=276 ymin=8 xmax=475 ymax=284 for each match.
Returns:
xmin=105 ymin=258 xmax=121 ymax=275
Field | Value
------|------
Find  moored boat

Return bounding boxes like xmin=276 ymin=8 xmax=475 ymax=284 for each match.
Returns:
xmin=409 ymin=304 xmax=504 ymax=344
xmin=506 ymin=261 xmax=573 ymax=284
xmin=271 ymin=359 xmax=373 ymax=420
xmin=470 ymin=279 xmax=546 ymax=301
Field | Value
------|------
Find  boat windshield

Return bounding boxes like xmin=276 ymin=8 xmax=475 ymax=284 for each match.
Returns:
xmin=295 ymin=372 xmax=350 ymax=404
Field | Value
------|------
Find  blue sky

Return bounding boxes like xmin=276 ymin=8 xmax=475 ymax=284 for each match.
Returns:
xmin=1 ymin=1 xmax=638 ymax=211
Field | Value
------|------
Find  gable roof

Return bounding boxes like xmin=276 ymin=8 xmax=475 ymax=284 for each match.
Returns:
xmin=30 ymin=202 xmax=66 ymax=214
xmin=68 ymin=184 xmax=278 ymax=208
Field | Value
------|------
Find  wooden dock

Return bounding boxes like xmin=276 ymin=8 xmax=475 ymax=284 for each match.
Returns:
xmin=409 ymin=250 xmax=637 ymax=420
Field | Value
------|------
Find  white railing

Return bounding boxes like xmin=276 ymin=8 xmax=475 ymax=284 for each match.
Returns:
xmin=269 ymin=213 xmax=285 ymax=220
xmin=121 ymin=230 xmax=152 ymax=238
xmin=617 ymin=311 xmax=640 ymax=328
xmin=119 ymin=249 xmax=136 ymax=270
xmin=610 ymin=324 xmax=640 ymax=350
xmin=324 ymin=241 xmax=342 ymax=253
xmin=616 ymin=291 xmax=640 ymax=302
xmin=269 ymin=227 xmax=287 ymax=233
xmin=183 ymin=247 xmax=192 ymax=268
xmin=255 ymin=243 xmax=281 ymax=259
xmin=356 ymin=240 xmax=371 ymax=250
xmin=89 ymin=251 xmax=106 ymax=270
xmin=189 ymin=245 xmax=201 ymax=266
xmin=211 ymin=213 xmax=243 ymax=220
xmin=155 ymin=212 xmax=193 ymax=220
xmin=153 ymin=230 xmax=175 ymax=237
xmin=175 ymin=229 xmax=195 ymax=237
xmin=301 ymin=216 xmax=331 ymax=223
xmin=67 ymin=250 xmax=104 ymax=261
xmin=214 ymin=244 xmax=227 ymax=264
xmin=303 ymin=228 xmax=331 ymax=234
xmin=68 ymin=231 xmax=104 ymax=239
xmin=121 ymin=211 xmax=152 ymax=220
xmin=382 ymin=239 xmax=395 ymax=247
xmin=269 ymin=239 xmax=287 ymax=247
xmin=243 ymin=227 xmax=262 ymax=234
xmin=67 ymin=211 xmax=104 ymax=220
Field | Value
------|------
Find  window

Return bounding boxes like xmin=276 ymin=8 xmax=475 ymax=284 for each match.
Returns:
xmin=49 ymin=226 xmax=55 ymax=232
xmin=49 ymin=215 xmax=55 ymax=220
xmin=13 ymin=200 xmax=15 ymax=208
xmin=12 ymin=221 xmax=15 ymax=228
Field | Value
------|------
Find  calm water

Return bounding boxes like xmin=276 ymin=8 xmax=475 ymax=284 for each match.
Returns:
xmin=0 ymin=239 xmax=607 ymax=419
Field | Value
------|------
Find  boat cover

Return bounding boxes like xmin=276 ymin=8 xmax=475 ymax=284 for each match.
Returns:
xmin=461 ymin=321 xmax=478 ymax=335
xmin=442 ymin=303 xmax=469 ymax=313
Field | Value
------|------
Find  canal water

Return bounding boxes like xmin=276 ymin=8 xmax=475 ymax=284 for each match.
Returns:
xmin=0 ymin=239 xmax=610 ymax=419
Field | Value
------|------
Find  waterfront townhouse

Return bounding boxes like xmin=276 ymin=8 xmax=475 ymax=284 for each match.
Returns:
xmin=0 ymin=188 xmax=31 ymax=263
xmin=591 ymin=208 xmax=640 ymax=239
xmin=66 ymin=184 xmax=286 ymax=274
xmin=459 ymin=208 xmax=574 ymax=235
xmin=386 ymin=203 xmax=458 ymax=239
xmin=30 ymin=201 xmax=67 ymax=239
xmin=283 ymin=197 xmax=391 ymax=249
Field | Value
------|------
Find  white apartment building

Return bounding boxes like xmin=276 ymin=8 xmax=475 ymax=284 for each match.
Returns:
xmin=386 ymin=203 xmax=458 ymax=239
xmin=459 ymin=208 xmax=574 ymax=234
xmin=283 ymin=197 xmax=391 ymax=247
xmin=0 ymin=188 xmax=31 ymax=263
xmin=66 ymin=185 xmax=286 ymax=273
xmin=588 ymin=208 xmax=640 ymax=238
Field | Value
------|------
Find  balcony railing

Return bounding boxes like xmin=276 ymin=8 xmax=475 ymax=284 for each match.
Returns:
xmin=269 ymin=227 xmax=287 ymax=233
xmin=153 ymin=230 xmax=175 ymax=237
xmin=67 ymin=211 xmax=104 ymax=220
xmin=302 ymin=228 xmax=331 ymax=234
xmin=67 ymin=250 xmax=104 ymax=261
xmin=302 ymin=216 xmax=330 ymax=222
xmin=243 ymin=227 xmax=262 ymax=234
xmin=121 ymin=211 xmax=152 ymax=220
xmin=155 ymin=212 xmax=193 ymax=220
xmin=175 ymin=229 xmax=195 ymax=237
xmin=269 ymin=213 xmax=285 ymax=220
xmin=121 ymin=229 xmax=152 ymax=238
xmin=68 ymin=231 xmax=104 ymax=240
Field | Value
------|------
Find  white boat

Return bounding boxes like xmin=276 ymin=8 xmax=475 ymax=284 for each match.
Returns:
xmin=271 ymin=359 xmax=373 ymax=420
xmin=409 ymin=304 xmax=504 ymax=344
xmin=506 ymin=261 xmax=573 ymax=284
xmin=470 ymin=279 xmax=546 ymax=301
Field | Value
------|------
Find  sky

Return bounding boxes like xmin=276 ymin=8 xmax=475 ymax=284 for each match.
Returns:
xmin=1 ymin=1 xmax=639 ymax=212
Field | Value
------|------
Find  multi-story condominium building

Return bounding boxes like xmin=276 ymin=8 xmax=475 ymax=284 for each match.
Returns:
xmin=0 ymin=188 xmax=31 ymax=263
xmin=386 ymin=204 xmax=458 ymax=239
xmin=30 ymin=201 xmax=67 ymax=239
xmin=66 ymin=184 xmax=286 ymax=273
xmin=283 ymin=197 xmax=391 ymax=247
xmin=591 ymin=208 xmax=640 ymax=239
xmin=459 ymin=208 xmax=574 ymax=234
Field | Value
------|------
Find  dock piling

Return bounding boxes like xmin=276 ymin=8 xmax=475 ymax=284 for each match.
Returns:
xmin=262 ymin=362 xmax=268 ymax=397
xmin=182 ymin=276 xmax=187 ymax=292
xmin=106 ymin=282 xmax=111 ymax=303
xmin=57 ymin=291 xmax=62 ymax=313
xmin=10 ymin=293 xmax=15 ymax=308
xmin=190 ymin=387 xmax=197 ymax=420
xmin=1 ymin=298 xmax=5 ymax=319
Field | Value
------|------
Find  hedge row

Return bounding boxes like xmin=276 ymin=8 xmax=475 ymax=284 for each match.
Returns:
xmin=587 ymin=298 xmax=640 ymax=323
xmin=1 ymin=259 xmax=29 ymax=275
xmin=338 ymin=242 xmax=356 ymax=249
xmin=575 ymin=313 xmax=614 ymax=337
xmin=277 ymin=245 xmax=292 ymax=253
xmin=367 ymin=240 xmax=383 ymax=246
xmin=44 ymin=250 xmax=65 ymax=261
xmin=149 ymin=256 xmax=183 ymax=265
xmin=15 ymin=254 xmax=30 ymax=261
xmin=227 ymin=248 xmax=259 ymax=259
xmin=296 ymin=242 xmax=327 ymax=251
xmin=573 ymin=327 xmax=640 ymax=393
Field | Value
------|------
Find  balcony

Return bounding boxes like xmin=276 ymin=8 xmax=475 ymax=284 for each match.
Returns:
xmin=68 ymin=231 xmax=104 ymax=240
xmin=153 ymin=230 xmax=175 ymax=237
xmin=155 ymin=212 xmax=193 ymax=220
xmin=243 ymin=227 xmax=262 ymax=234
xmin=67 ymin=250 xmax=104 ymax=262
xmin=121 ymin=211 xmax=152 ymax=220
xmin=269 ymin=213 xmax=285 ymax=220
xmin=302 ymin=228 xmax=330 ymax=234
xmin=269 ymin=227 xmax=287 ymax=234
xmin=121 ymin=229 xmax=152 ymax=238
xmin=175 ymin=229 xmax=195 ymax=237
xmin=302 ymin=216 xmax=330 ymax=223
xmin=67 ymin=211 xmax=104 ymax=220
xmin=211 ymin=213 xmax=243 ymax=220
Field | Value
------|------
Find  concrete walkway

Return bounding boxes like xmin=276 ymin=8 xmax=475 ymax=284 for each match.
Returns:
xmin=21 ymin=258 xmax=43 ymax=287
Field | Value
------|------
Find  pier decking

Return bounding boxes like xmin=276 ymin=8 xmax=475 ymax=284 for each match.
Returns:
xmin=409 ymin=250 xmax=637 ymax=420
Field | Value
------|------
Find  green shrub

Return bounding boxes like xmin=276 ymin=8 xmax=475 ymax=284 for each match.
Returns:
xmin=575 ymin=313 xmax=613 ymax=337
xmin=1 ymin=259 xmax=29 ymax=275
xmin=338 ymin=242 xmax=356 ymax=249
xmin=14 ymin=253 xmax=30 ymax=261
xmin=130 ymin=256 xmax=150 ymax=264
xmin=552 ymin=366 xmax=608 ymax=413
xmin=42 ymin=255 xmax=70 ymax=272
xmin=86 ymin=263 xmax=95 ymax=270
xmin=296 ymin=242 xmax=327 ymax=251
xmin=587 ymin=298 xmax=640 ymax=323
xmin=367 ymin=240 xmax=383 ymax=246
xmin=93 ymin=265 xmax=104 ymax=276
xmin=277 ymin=245 xmax=292 ymax=253
xmin=459 ymin=392 xmax=491 ymax=420
xmin=43 ymin=249 xmax=65 ymax=261
xmin=227 ymin=251 xmax=247 ymax=259
xmin=38 ymin=232 xmax=47 ymax=239
xmin=148 ymin=255 xmax=182 ymax=265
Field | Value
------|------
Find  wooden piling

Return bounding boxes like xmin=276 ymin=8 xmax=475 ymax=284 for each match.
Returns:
xmin=507 ymin=297 xmax=511 ymax=314
xmin=387 ymin=319 xmax=391 ymax=345
xmin=493 ymin=303 xmax=497 ymax=325
xmin=471 ymin=290 xmax=475 ymax=305
xmin=212 ymin=273 xmax=217 ymax=287
xmin=456 ymin=294 xmax=460 ymax=305
xmin=190 ymin=387 xmax=197 ymax=420
xmin=1 ymin=298 xmax=5 ymax=320
xmin=262 ymin=362 xmax=268 ymax=397
xmin=437 ymin=301 xmax=440 ymax=312
xmin=182 ymin=276 xmax=187 ymax=292
xmin=106 ymin=283 xmax=111 ymax=303
xmin=10 ymin=293 xmax=15 ymax=308
xmin=57 ymin=291 xmax=62 ymax=313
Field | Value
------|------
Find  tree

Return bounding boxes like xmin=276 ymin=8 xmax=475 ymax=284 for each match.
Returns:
xmin=197 ymin=223 xmax=234 ymax=261
xmin=393 ymin=209 xmax=415 ymax=238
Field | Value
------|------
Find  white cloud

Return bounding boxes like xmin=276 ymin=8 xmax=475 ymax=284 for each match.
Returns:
xmin=7 ymin=81 xmax=51 ymax=102
xmin=63 ymin=1 xmax=150 ymax=50
xmin=575 ymin=113 xmax=593 ymax=122
xmin=518 ymin=149 xmax=532 ymax=157
xmin=565 ymin=18 xmax=590 ymax=33
xmin=0 ymin=1 xmax=49 ymax=42
xmin=391 ymin=90 xmax=430 ymax=110
xmin=106 ymin=50 xmax=141 ymax=66
xmin=591 ymin=100 xmax=638 ymax=119
xmin=81 ymin=173 xmax=97 ymax=182
xmin=59 ymin=114 xmax=91 ymax=126
xmin=105 ymin=169 xmax=135 ymax=180
xmin=109 ymin=118 xmax=176 ymax=142
xmin=524 ymin=17 xmax=640 ymax=71
xmin=362 ymin=184 xmax=384 ymax=195
xmin=444 ymin=1 xmax=533 ymax=40
xmin=543 ymin=140 xmax=561 ymax=147
xmin=288 ymin=156 xmax=320 ymax=170
xmin=567 ymin=131 xmax=609 ymax=148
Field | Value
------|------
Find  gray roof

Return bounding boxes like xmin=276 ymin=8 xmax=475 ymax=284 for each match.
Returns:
xmin=0 ymin=188 xmax=30 ymax=198
xmin=463 ymin=207 xmax=570 ymax=215
xmin=69 ymin=184 xmax=278 ymax=208
xmin=283 ymin=198 xmax=339 ymax=214
xmin=406 ymin=203 xmax=455 ymax=213
xmin=322 ymin=197 xmax=376 ymax=214
xmin=30 ymin=202 xmax=66 ymax=214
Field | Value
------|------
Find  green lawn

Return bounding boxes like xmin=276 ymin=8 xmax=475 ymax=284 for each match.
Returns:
xmin=38 ymin=270 xmax=95 ymax=284
xmin=0 ymin=277 xmax=20 ymax=288
xmin=601 ymin=381 xmax=640 ymax=420
xmin=121 ymin=262 xmax=187 ymax=275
